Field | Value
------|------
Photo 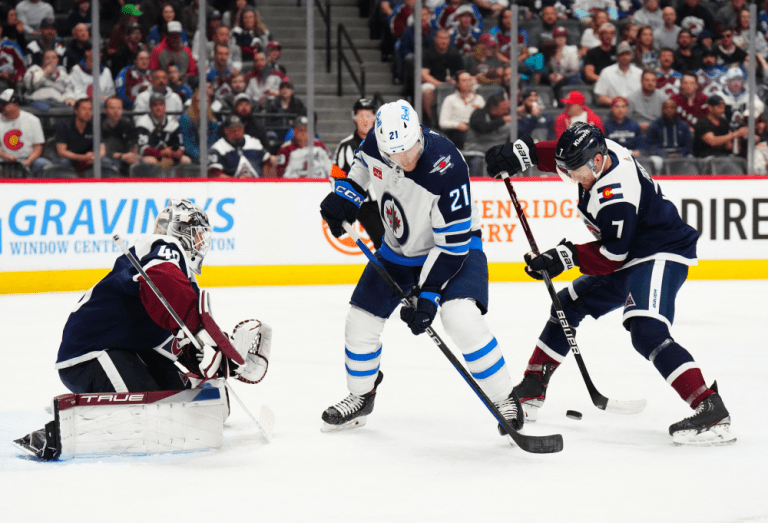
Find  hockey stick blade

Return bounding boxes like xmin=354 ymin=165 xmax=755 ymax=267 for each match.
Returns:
xmin=226 ymin=381 xmax=273 ymax=442
xmin=341 ymin=222 xmax=563 ymax=454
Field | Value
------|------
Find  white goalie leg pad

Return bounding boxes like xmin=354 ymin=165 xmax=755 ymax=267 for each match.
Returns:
xmin=441 ymin=299 xmax=513 ymax=403
xmin=345 ymin=306 xmax=386 ymax=396
xmin=55 ymin=384 xmax=227 ymax=460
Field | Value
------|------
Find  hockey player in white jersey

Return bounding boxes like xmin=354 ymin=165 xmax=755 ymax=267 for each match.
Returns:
xmin=319 ymin=100 xmax=523 ymax=437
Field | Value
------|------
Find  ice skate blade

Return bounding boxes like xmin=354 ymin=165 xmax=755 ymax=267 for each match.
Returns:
xmin=672 ymin=424 xmax=737 ymax=447
xmin=522 ymin=403 xmax=539 ymax=424
xmin=321 ymin=415 xmax=367 ymax=433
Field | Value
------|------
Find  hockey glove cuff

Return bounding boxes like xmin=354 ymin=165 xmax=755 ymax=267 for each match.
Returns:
xmin=320 ymin=179 xmax=366 ymax=237
xmin=400 ymin=287 xmax=441 ymax=336
xmin=485 ymin=134 xmax=538 ymax=177
xmin=524 ymin=239 xmax=579 ymax=280
xmin=174 ymin=328 xmax=224 ymax=379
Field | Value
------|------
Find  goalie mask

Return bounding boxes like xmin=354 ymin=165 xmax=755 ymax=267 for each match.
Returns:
xmin=155 ymin=199 xmax=212 ymax=275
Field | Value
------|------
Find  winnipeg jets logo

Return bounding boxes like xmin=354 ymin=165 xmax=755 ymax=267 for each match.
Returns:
xmin=380 ymin=193 xmax=410 ymax=244
xmin=430 ymin=155 xmax=453 ymax=174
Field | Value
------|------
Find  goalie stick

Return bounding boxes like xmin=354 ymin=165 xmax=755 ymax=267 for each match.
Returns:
xmin=112 ymin=234 xmax=274 ymax=442
xmin=498 ymin=173 xmax=647 ymax=415
xmin=341 ymin=222 xmax=563 ymax=454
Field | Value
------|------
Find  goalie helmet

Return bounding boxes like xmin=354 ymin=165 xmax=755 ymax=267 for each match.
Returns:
xmin=555 ymin=122 xmax=609 ymax=183
xmin=375 ymin=99 xmax=423 ymax=168
xmin=154 ymin=199 xmax=212 ymax=275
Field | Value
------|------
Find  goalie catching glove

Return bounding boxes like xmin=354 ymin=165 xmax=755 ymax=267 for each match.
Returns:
xmin=229 ymin=319 xmax=272 ymax=384
xmin=485 ymin=134 xmax=537 ymax=177
xmin=524 ymin=239 xmax=579 ymax=280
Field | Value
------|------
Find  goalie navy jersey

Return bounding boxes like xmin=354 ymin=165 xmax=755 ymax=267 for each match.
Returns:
xmin=347 ymin=125 xmax=482 ymax=290
xmin=578 ymin=139 xmax=699 ymax=270
xmin=55 ymin=235 xmax=200 ymax=369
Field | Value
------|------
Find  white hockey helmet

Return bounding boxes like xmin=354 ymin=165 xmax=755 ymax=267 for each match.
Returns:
xmin=375 ymin=99 xmax=424 ymax=168
xmin=154 ymin=199 xmax=212 ymax=275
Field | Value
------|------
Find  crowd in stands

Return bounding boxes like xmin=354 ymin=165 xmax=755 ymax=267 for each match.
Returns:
xmin=373 ymin=0 xmax=768 ymax=175
xmin=0 ymin=0 xmax=334 ymax=179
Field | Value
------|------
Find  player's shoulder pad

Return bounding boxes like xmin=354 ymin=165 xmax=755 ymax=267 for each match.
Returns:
xmin=133 ymin=234 xmax=190 ymax=274
xmin=405 ymin=128 xmax=469 ymax=195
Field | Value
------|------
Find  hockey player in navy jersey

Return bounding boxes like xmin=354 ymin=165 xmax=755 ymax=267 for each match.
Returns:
xmin=319 ymin=100 xmax=523 ymax=437
xmin=485 ymin=123 xmax=735 ymax=446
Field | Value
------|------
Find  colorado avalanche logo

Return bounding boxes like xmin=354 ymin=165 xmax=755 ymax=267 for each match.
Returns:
xmin=380 ymin=193 xmax=409 ymax=245
xmin=4 ymin=129 xmax=23 ymax=151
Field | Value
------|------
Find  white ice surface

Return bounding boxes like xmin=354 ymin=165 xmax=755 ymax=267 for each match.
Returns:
xmin=1 ymin=281 xmax=766 ymax=523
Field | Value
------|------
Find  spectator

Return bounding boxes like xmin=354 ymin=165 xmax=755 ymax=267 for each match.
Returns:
xmin=527 ymin=5 xmax=558 ymax=52
xmin=579 ymin=9 xmax=612 ymax=57
xmin=244 ymin=51 xmax=281 ymax=105
xmin=166 ymin=64 xmax=192 ymax=103
xmin=632 ymin=0 xmax=663 ymax=32
xmin=208 ymin=114 xmax=272 ymax=177
xmin=149 ymin=21 xmax=198 ymax=81
xmin=102 ymin=96 xmax=139 ymax=175
xmin=622 ymin=70 xmax=661 ymax=132
xmin=473 ymin=0 xmax=506 ymax=20
xmin=63 ymin=23 xmax=89 ymax=72
xmin=389 ymin=0 xmax=415 ymax=43
xmin=421 ymin=28 xmax=464 ymax=125
xmin=714 ymin=25 xmax=746 ymax=66
xmin=0 ymin=23 xmax=26 ymax=91
xmin=208 ymin=43 xmax=233 ymax=100
xmin=265 ymin=40 xmax=286 ymax=76
xmin=655 ymin=48 xmax=681 ymax=97
xmin=619 ymin=20 xmax=639 ymax=47
xmin=654 ymin=6 xmax=681 ymax=52
xmin=742 ymin=114 xmax=768 ymax=174
xmin=135 ymin=92 xmax=191 ymax=168
xmin=109 ymin=23 xmax=147 ymax=77
xmin=181 ymin=0 xmax=213 ymax=36
xmin=106 ymin=13 xmax=140 ymax=61
xmin=148 ymin=2 xmax=189 ymax=50
xmin=603 ymin=96 xmax=643 ymax=157
xmin=734 ymin=9 xmax=768 ymax=58
xmin=692 ymin=94 xmax=747 ymax=157
xmin=464 ymin=34 xmax=503 ymax=84
xmin=264 ymin=80 xmax=306 ymax=143
xmin=394 ymin=5 xmax=434 ymax=85
xmin=494 ymin=8 xmax=514 ymax=62
xmin=1 ymin=5 xmax=26 ymax=49
xmin=232 ymin=92 xmax=269 ymax=149
xmin=275 ymin=115 xmax=332 ymax=178
xmin=673 ymin=30 xmax=701 ymax=74
xmin=179 ymin=88 xmax=221 ymax=164
xmin=115 ymin=49 xmax=151 ymax=109
xmin=0 ymin=88 xmax=50 ymax=176
xmin=70 ymin=43 xmax=116 ymax=103
xmin=645 ymin=99 xmax=692 ymax=164
xmin=583 ymin=22 xmax=617 ymax=84
xmin=433 ymin=1 xmax=484 ymax=33
xmin=222 ymin=0 xmax=252 ymax=29
xmin=676 ymin=0 xmax=715 ymax=35
xmin=543 ymin=26 xmax=581 ymax=99
xmin=63 ymin=0 xmax=91 ymax=37
xmin=55 ymin=97 xmax=106 ymax=176
xmin=133 ymin=68 xmax=184 ymax=123
xmin=715 ymin=0 xmax=745 ymax=29
xmin=25 ymin=17 xmax=63 ymax=67
xmin=231 ymin=6 xmax=269 ymax=62
xmin=15 ymin=0 xmax=54 ymax=36
xmin=695 ymin=29 xmax=713 ymax=52
xmin=463 ymin=92 xmax=511 ymax=175
xmin=554 ymin=90 xmax=605 ymax=137
xmin=634 ymin=25 xmax=659 ymax=69
xmin=449 ymin=4 xmax=483 ymax=56
xmin=695 ymin=48 xmax=728 ymax=97
xmin=518 ymin=88 xmax=555 ymax=142
xmin=594 ymin=41 xmax=643 ymax=106
xmin=671 ymin=71 xmax=708 ymax=128
xmin=23 ymin=49 xmax=75 ymax=112
xmin=715 ymin=68 xmax=764 ymax=130
xmin=438 ymin=70 xmax=485 ymax=148
xmin=572 ymin=0 xmax=619 ymax=22
xmin=192 ymin=12 xmax=236 ymax=70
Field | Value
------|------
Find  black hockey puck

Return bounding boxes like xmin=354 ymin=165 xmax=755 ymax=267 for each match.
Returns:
xmin=566 ymin=410 xmax=582 ymax=420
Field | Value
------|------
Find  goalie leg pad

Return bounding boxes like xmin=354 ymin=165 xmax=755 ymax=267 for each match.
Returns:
xmin=441 ymin=298 xmax=512 ymax=403
xmin=345 ymin=306 xmax=386 ymax=396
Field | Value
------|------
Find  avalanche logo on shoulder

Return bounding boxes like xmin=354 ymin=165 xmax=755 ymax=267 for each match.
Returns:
xmin=380 ymin=193 xmax=409 ymax=245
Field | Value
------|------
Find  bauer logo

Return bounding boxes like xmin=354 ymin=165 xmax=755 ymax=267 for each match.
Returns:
xmin=322 ymin=220 xmax=373 ymax=255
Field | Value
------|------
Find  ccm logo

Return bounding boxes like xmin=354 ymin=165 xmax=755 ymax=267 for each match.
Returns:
xmin=336 ymin=185 xmax=364 ymax=206
xmin=80 ymin=394 xmax=145 ymax=404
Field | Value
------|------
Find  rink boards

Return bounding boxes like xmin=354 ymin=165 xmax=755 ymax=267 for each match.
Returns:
xmin=0 ymin=176 xmax=766 ymax=294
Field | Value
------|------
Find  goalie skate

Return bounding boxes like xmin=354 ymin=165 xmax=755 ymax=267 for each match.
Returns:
xmin=321 ymin=372 xmax=383 ymax=433
xmin=669 ymin=382 xmax=736 ymax=447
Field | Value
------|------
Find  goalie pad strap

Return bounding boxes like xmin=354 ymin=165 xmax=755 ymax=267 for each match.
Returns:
xmin=199 ymin=290 xmax=244 ymax=365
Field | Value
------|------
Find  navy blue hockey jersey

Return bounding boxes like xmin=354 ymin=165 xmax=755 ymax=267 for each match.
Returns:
xmin=55 ymin=235 xmax=200 ymax=369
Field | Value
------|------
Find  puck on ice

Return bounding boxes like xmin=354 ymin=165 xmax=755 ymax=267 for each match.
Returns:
xmin=566 ymin=410 xmax=582 ymax=420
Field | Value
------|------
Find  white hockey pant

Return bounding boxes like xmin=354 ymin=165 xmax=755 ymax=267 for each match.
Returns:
xmin=441 ymin=299 xmax=513 ymax=403
xmin=345 ymin=306 xmax=386 ymax=395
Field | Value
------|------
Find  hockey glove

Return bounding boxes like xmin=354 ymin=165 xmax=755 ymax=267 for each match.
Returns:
xmin=320 ymin=179 xmax=366 ymax=237
xmin=485 ymin=134 xmax=538 ymax=177
xmin=174 ymin=327 xmax=224 ymax=379
xmin=524 ymin=239 xmax=579 ymax=280
xmin=400 ymin=287 xmax=440 ymax=336
xmin=229 ymin=319 xmax=273 ymax=384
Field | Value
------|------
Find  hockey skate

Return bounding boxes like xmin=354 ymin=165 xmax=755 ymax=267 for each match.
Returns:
xmin=512 ymin=362 xmax=557 ymax=423
xmin=495 ymin=389 xmax=524 ymax=443
xmin=13 ymin=420 xmax=61 ymax=461
xmin=321 ymin=372 xmax=383 ymax=432
xmin=669 ymin=382 xmax=736 ymax=447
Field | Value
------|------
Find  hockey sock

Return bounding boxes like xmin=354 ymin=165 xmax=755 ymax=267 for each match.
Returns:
xmin=671 ymin=368 xmax=714 ymax=408
xmin=345 ymin=306 xmax=386 ymax=396
xmin=524 ymin=346 xmax=562 ymax=377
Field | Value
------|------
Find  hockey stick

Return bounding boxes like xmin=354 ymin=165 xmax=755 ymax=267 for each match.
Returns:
xmin=112 ymin=234 xmax=275 ymax=442
xmin=498 ymin=174 xmax=647 ymax=414
xmin=341 ymin=222 xmax=563 ymax=454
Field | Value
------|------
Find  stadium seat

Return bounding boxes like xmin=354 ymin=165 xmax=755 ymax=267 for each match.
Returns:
xmin=42 ymin=138 xmax=59 ymax=163
xmin=175 ymin=164 xmax=206 ymax=178
xmin=129 ymin=162 xmax=164 ymax=178
xmin=0 ymin=162 xmax=30 ymax=179
xmin=477 ymin=85 xmax=504 ymax=101
xmin=593 ymin=107 xmax=611 ymax=124
xmin=533 ymin=85 xmax=556 ymax=109
xmin=705 ymin=156 xmax=747 ymax=175
xmin=40 ymin=164 xmax=78 ymax=179
xmin=434 ymin=83 xmax=456 ymax=128
xmin=661 ymin=157 xmax=700 ymax=175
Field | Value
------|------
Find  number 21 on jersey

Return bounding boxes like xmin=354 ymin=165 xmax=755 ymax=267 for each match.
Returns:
xmin=449 ymin=184 xmax=470 ymax=211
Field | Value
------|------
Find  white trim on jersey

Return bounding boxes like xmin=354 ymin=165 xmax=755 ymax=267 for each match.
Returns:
xmin=96 ymin=351 xmax=129 ymax=392
xmin=665 ymin=361 xmax=699 ymax=385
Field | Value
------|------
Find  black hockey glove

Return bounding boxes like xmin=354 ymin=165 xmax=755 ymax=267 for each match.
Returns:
xmin=485 ymin=134 xmax=538 ymax=177
xmin=400 ymin=287 xmax=440 ymax=336
xmin=524 ymin=239 xmax=579 ymax=280
xmin=320 ymin=179 xmax=366 ymax=237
